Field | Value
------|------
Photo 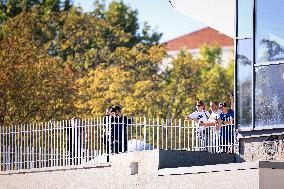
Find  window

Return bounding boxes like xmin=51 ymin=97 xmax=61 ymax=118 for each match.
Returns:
xmin=237 ymin=39 xmax=252 ymax=128
xmin=253 ymin=0 xmax=284 ymax=129
xmin=255 ymin=0 xmax=284 ymax=64
xmin=236 ymin=0 xmax=253 ymax=129
xmin=237 ymin=0 xmax=253 ymax=38
xmin=255 ymin=64 xmax=284 ymax=128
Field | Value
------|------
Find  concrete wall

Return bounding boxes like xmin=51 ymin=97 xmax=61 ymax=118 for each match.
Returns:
xmin=1 ymin=150 xmax=284 ymax=189
xmin=239 ymin=135 xmax=284 ymax=162
xmin=158 ymin=150 xmax=236 ymax=168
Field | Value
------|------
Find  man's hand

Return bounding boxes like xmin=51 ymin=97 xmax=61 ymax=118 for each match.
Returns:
xmin=215 ymin=120 xmax=221 ymax=130
xmin=185 ymin=115 xmax=191 ymax=121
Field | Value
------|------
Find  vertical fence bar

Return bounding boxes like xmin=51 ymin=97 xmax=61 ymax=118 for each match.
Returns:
xmin=7 ymin=126 xmax=10 ymax=170
xmin=87 ymin=118 xmax=90 ymax=164
xmin=143 ymin=117 xmax=146 ymax=151
xmin=165 ymin=119 xmax=168 ymax=149
xmin=187 ymin=121 xmax=190 ymax=151
xmin=157 ymin=118 xmax=159 ymax=149
xmin=0 ymin=126 xmax=2 ymax=171
xmin=170 ymin=119 xmax=173 ymax=150
xmin=174 ymin=119 xmax=177 ymax=150
xmin=178 ymin=119 xmax=181 ymax=150
xmin=183 ymin=120 xmax=186 ymax=150
xmin=30 ymin=124 xmax=32 ymax=169
xmin=20 ymin=124 xmax=23 ymax=170
xmin=36 ymin=123 xmax=39 ymax=168
xmin=4 ymin=126 xmax=6 ymax=171
xmin=91 ymin=118 xmax=94 ymax=162
xmin=11 ymin=125 xmax=14 ymax=170
xmin=56 ymin=121 xmax=58 ymax=167
xmin=23 ymin=124 xmax=25 ymax=170
xmin=161 ymin=119 xmax=164 ymax=149
xmin=59 ymin=121 xmax=62 ymax=167
xmin=191 ymin=121 xmax=194 ymax=151
xmin=47 ymin=122 xmax=51 ymax=167
xmin=64 ymin=120 xmax=67 ymax=166
xmin=152 ymin=118 xmax=154 ymax=150
xmin=44 ymin=122 xmax=47 ymax=168
xmin=108 ymin=116 xmax=111 ymax=158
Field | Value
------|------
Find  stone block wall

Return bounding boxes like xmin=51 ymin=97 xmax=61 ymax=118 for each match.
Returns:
xmin=239 ymin=135 xmax=284 ymax=162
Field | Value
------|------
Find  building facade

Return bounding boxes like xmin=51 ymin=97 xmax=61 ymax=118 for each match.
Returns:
xmin=236 ymin=0 xmax=284 ymax=162
xmin=164 ymin=27 xmax=234 ymax=67
xmin=171 ymin=0 xmax=284 ymax=161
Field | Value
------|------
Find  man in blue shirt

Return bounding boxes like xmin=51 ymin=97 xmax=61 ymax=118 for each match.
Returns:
xmin=218 ymin=102 xmax=235 ymax=152
xmin=219 ymin=102 xmax=234 ymax=125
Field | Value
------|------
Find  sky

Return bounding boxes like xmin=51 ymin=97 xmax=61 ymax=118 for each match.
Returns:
xmin=74 ymin=0 xmax=206 ymax=43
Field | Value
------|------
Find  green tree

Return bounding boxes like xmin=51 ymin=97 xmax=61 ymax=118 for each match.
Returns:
xmin=0 ymin=10 xmax=76 ymax=125
xmin=76 ymin=43 xmax=166 ymax=118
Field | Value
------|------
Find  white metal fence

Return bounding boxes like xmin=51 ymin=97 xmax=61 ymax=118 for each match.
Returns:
xmin=0 ymin=116 xmax=236 ymax=172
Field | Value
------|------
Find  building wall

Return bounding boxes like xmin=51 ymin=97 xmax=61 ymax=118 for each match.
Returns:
xmin=239 ymin=135 xmax=284 ymax=162
xmin=0 ymin=162 xmax=260 ymax=189
xmin=1 ymin=150 xmax=284 ymax=189
xmin=160 ymin=46 xmax=233 ymax=73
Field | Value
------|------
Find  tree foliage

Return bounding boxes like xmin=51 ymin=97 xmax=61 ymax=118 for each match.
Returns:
xmin=0 ymin=23 xmax=75 ymax=124
xmin=0 ymin=0 xmax=234 ymax=125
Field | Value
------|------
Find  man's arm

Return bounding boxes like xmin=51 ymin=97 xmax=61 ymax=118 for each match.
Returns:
xmin=200 ymin=122 xmax=216 ymax=127
xmin=230 ymin=93 xmax=234 ymax=111
xmin=217 ymin=118 xmax=234 ymax=125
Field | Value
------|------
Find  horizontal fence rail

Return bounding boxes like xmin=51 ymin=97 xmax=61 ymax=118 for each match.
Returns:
xmin=0 ymin=116 xmax=236 ymax=172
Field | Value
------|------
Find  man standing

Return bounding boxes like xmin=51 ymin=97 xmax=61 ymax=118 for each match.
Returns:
xmin=218 ymin=102 xmax=235 ymax=152
xmin=104 ymin=106 xmax=128 ymax=157
xmin=186 ymin=101 xmax=210 ymax=151
xmin=111 ymin=106 xmax=128 ymax=154
xmin=185 ymin=101 xmax=210 ymax=124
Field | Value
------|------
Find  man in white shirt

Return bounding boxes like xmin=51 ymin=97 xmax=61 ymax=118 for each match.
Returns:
xmin=185 ymin=100 xmax=210 ymax=124
xmin=185 ymin=100 xmax=210 ymax=151
xmin=208 ymin=101 xmax=222 ymax=125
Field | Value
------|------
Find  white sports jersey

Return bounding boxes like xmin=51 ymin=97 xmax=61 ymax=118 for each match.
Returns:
xmin=208 ymin=109 xmax=222 ymax=123
xmin=188 ymin=111 xmax=210 ymax=123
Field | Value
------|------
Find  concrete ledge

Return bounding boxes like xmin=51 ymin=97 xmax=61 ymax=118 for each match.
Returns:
xmin=158 ymin=161 xmax=284 ymax=176
xmin=1 ymin=150 xmax=284 ymax=189
xmin=109 ymin=149 xmax=236 ymax=177
xmin=0 ymin=163 xmax=111 ymax=175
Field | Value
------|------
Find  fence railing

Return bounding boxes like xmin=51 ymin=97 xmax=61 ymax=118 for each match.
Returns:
xmin=0 ymin=116 xmax=236 ymax=172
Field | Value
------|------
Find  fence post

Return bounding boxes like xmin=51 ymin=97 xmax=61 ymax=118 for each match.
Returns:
xmin=191 ymin=120 xmax=195 ymax=151
xmin=165 ymin=119 xmax=168 ymax=149
xmin=178 ymin=119 xmax=181 ymax=150
xmin=157 ymin=118 xmax=159 ymax=149
xmin=0 ymin=126 xmax=2 ymax=171
xmin=144 ymin=117 xmax=146 ymax=151
xmin=107 ymin=116 xmax=111 ymax=157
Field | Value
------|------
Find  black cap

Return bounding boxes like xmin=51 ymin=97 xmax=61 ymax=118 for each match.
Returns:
xmin=196 ymin=100 xmax=204 ymax=106
xmin=219 ymin=102 xmax=228 ymax=108
xmin=113 ymin=105 xmax=122 ymax=112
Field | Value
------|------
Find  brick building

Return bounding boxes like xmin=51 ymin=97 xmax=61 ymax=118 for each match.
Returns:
xmin=163 ymin=27 xmax=234 ymax=67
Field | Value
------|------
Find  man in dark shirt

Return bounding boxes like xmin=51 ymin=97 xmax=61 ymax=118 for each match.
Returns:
xmin=103 ymin=106 xmax=128 ymax=156
xmin=111 ymin=106 xmax=128 ymax=154
xmin=218 ymin=102 xmax=235 ymax=152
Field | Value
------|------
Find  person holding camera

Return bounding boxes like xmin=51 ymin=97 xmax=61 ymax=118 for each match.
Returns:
xmin=103 ymin=105 xmax=128 ymax=159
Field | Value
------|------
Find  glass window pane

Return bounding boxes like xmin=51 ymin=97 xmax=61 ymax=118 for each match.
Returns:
xmin=237 ymin=0 xmax=253 ymax=37
xmin=255 ymin=64 xmax=284 ymax=128
xmin=237 ymin=39 xmax=252 ymax=128
xmin=256 ymin=0 xmax=284 ymax=63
